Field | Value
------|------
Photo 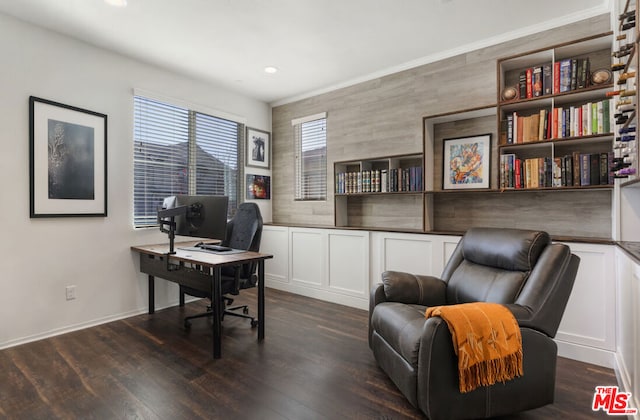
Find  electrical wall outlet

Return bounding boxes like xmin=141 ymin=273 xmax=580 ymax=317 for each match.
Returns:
xmin=65 ymin=285 xmax=76 ymax=300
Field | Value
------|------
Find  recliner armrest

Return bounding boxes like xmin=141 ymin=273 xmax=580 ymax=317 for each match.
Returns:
xmin=381 ymin=271 xmax=447 ymax=306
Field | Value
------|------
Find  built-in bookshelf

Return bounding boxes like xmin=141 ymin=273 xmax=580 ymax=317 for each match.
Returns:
xmin=334 ymin=154 xmax=424 ymax=231
xmin=420 ymin=35 xmax=620 ymax=240
xmin=497 ymin=32 xmax=615 ymax=191
xmin=330 ymin=32 xmax=616 ymax=240
xmin=423 ymin=104 xmax=613 ymax=239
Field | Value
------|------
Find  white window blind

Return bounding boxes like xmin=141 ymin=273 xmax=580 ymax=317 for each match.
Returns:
xmin=133 ymin=96 xmax=240 ymax=227
xmin=294 ymin=115 xmax=327 ymax=200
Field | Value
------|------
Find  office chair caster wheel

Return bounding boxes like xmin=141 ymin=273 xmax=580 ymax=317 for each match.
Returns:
xmin=184 ymin=320 xmax=191 ymax=329
xmin=251 ymin=320 xmax=258 ymax=328
xmin=243 ymin=307 xmax=249 ymax=314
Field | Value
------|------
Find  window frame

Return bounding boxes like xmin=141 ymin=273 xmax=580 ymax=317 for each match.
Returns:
xmin=293 ymin=112 xmax=328 ymax=201
xmin=133 ymin=91 xmax=245 ymax=228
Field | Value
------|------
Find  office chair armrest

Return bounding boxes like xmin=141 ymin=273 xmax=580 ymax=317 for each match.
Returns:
xmin=381 ymin=271 xmax=447 ymax=306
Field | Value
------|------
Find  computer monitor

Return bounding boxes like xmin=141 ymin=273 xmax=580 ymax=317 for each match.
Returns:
xmin=159 ymin=194 xmax=229 ymax=241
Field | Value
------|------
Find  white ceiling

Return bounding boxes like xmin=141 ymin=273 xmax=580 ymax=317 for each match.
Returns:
xmin=0 ymin=0 xmax=610 ymax=105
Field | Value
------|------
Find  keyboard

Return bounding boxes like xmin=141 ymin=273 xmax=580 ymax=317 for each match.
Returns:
xmin=197 ymin=243 xmax=232 ymax=252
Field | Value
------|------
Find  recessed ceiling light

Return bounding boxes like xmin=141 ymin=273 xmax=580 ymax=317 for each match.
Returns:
xmin=104 ymin=0 xmax=127 ymax=7
xmin=264 ymin=66 xmax=278 ymax=74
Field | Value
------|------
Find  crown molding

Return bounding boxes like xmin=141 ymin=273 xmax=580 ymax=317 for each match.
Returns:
xmin=271 ymin=5 xmax=611 ymax=108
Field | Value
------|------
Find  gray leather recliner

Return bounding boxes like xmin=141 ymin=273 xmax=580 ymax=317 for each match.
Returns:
xmin=369 ymin=227 xmax=580 ymax=419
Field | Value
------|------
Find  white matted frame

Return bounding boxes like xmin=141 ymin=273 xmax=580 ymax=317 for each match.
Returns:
xmin=29 ymin=96 xmax=107 ymax=217
xmin=442 ymin=133 xmax=491 ymax=190
xmin=246 ymin=127 xmax=270 ymax=169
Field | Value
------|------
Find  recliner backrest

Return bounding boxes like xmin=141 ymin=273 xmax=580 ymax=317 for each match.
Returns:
xmin=441 ymin=227 xmax=577 ymax=337
xmin=443 ymin=228 xmax=550 ymax=305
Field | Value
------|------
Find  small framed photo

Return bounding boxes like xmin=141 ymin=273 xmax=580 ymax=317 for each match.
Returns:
xmin=29 ymin=96 xmax=108 ymax=217
xmin=246 ymin=174 xmax=271 ymax=200
xmin=443 ymin=134 xmax=491 ymax=190
xmin=246 ymin=127 xmax=270 ymax=169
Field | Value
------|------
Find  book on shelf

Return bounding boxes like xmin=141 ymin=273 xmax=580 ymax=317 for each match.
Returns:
xmin=533 ymin=66 xmax=543 ymax=97
xmin=381 ymin=170 xmax=388 ymax=192
xmin=363 ymin=167 xmax=421 ymax=193
xmin=580 ymin=154 xmax=591 ymax=186
xmin=553 ymin=157 xmax=562 ymax=187
xmin=543 ymin=64 xmax=553 ymax=95
xmin=506 ymin=99 xmax=611 ymax=143
xmin=500 ymin=151 xmax=613 ymax=189
xmin=526 ymin=68 xmax=533 ymax=98
xmin=555 ymin=57 xmax=591 ymax=93
xmin=553 ymin=61 xmax=561 ymax=94
xmin=519 ymin=71 xmax=527 ymax=99
xmin=570 ymin=58 xmax=578 ymax=91
xmin=589 ymin=153 xmax=600 ymax=185
xmin=559 ymin=59 xmax=572 ymax=92
xmin=516 ymin=63 xmax=556 ymax=99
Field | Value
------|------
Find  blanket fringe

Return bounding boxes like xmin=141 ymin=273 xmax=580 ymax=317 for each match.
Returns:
xmin=460 ymin=349 xmax=523 ymax=393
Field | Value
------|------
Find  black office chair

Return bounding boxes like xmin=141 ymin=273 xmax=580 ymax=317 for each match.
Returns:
xmin=180 ymin=202 xmax=263 ymax=328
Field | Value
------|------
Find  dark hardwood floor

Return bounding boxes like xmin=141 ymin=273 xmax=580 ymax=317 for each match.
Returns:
xmin=0 ymin=288 xmax=618 ymax=419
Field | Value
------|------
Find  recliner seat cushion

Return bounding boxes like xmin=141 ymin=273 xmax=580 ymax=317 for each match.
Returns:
xmin=371 ymin=302 xmax=427 ymax=367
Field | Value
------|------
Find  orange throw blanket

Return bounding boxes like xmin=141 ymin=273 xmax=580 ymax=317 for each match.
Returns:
xmin=425 ymin=302 xmax=523 ymax=393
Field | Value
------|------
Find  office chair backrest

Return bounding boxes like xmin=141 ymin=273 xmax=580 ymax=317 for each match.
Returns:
xmin=223 ymin=202 xmax=262 ymax=250
xmin=221 ymin=202 xmax=263 ymax=283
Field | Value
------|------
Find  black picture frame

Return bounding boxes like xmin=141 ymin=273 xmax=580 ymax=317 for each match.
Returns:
xmin=29 ymin=96 xmax=108 ymax=217
xmin=246 ymin=127 xmax=270 ymax=169
xmin=246 ymin=174 xmax=271 ymax=200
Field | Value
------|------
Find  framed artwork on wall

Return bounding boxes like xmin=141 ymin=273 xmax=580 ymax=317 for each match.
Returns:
xmin=246 ymin=127 xmax=270 ymax=169
xmin=443 ymin=134 xmax=491 ymax=190
xmin=29 ymin=96 xmax=108 ymax=217
xmin=246 ymin=174 xmax=271 ymax=200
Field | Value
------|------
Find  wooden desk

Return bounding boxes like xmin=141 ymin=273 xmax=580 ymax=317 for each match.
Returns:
xmin=131 ymin=241 xmax=273 ymax=359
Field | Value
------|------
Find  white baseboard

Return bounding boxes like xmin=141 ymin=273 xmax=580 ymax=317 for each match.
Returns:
xmin=614 ymin=353 xmax=640 ymax=420
xmin=0 ymin=297 xmax=200 ymax=351
xmin=556 ymin=339 xmax=616 ymax=368
xmin=266 ymin=279 xmax=368 ymax=310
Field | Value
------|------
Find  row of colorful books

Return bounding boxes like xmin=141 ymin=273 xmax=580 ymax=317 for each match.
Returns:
xmin=500 ymin=152 xmax=613 ymax=189
xmin=515 ymin=57 xmax=591 ymax=100
xmin=504 ymin=99 xmax=611 ymax=144
xmin=335 ymin=167 xmax=422 ymax=194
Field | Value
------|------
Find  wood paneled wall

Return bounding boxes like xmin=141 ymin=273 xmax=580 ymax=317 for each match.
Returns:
xmin=272 ymin=15 xmax=611 ymax=230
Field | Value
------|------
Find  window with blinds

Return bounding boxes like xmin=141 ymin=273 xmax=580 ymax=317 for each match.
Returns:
xmin=294 ymin=114 xmax=327 ymax=201
xmin=133 ymin=95 xmax=241 ymax=227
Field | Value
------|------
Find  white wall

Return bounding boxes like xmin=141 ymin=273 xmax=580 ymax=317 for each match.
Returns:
xmin=0 ymin=12 xmax=272 ymax=348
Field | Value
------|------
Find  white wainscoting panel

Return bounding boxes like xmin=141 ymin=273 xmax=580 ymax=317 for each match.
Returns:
xmin=379 ymin=232 xmax=434 ymax=276
xmin=263 ymin=226 xmax=620 ymax=368
xmin=290 ymin=228 xmax=325 ymax=288
xmin=615 ymin=248 xmax=634 ymax=395
xmin=439 ymin=236 xmax=462 ymax=275
xmin=555 ymin=243 xmax=616 ymax=367
xmin=262 ymin=225 xmax=289 ymax=285
xmin=328 ymin=230 xmax=369 ymax=297
xmin=614 ymin=247 xmax=640 ymax=413
xmin=633 ymin=261 xmax=640 ymax=415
